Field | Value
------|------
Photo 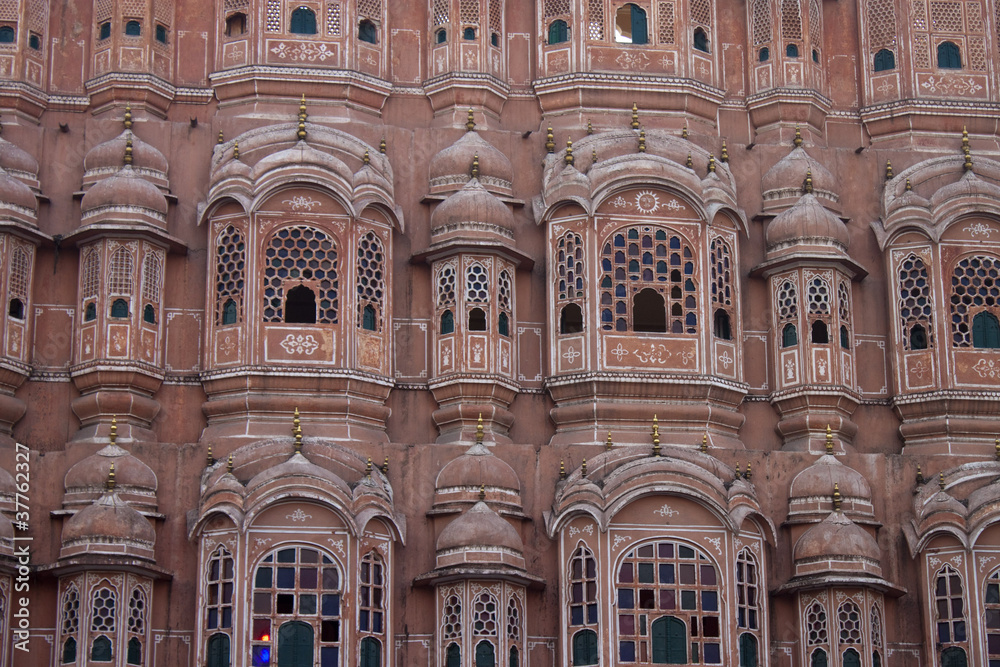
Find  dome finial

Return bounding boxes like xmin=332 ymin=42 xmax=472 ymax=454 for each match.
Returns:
xmin=720 ymin=139 xmax=729 ymax=163
xmin=363 ymin=149 xmax=370 ymax=166
xmin=651 ymin=414 xmax=661 ymax=457
xmin=382 ymin=456 xmax=389 ymax=474
xmin=379 ymin=137 xmax=386 ymax=154
xmin=581 ymin=457 xmax=587 ymax=477
xmin=631 ymin=102 xmax=639 ymax=130
xmin=939 ymin=472 xmax=946 ymax=491
xmin=682 ymin=123 xmax=688 ymax=140
xmin=217 ymin=130 xmax=224 ymax=145
xmin=793 ymin=124 xmax=802 ymax=148
xmin=606 ymin=431 xmax=613 ymax=451
xmin=995 ymin=436 xmax=999 ymax=461
xmin=962 ymin=126 xmax=973 ymax=172
xmin=592 ymin=148 xmax=598 ymax=164
xmin=638 ymin=129 xmax=646 ymax=153
xmin=564 ymin=138 xmax=574 ymax=166
xmin=297 ymin=94 xmax=307 ymax=141
xmin=700 ymin=433 xmax=708 ymax=453
xmin=471 ymin=153 xmax=480 ymax=179
xmin=479 ymin=483 xmax=486 ymax=500
xmin=906 ymin=178 xmax=913 ymax=191
xmin=745 ymin=462 xmax=752 ymax=481
xmin=686 ymin=152 xmax=693 ymax=169
xmin=476 ymin=413 xmax=484 ymax=443
xmin=587 ymin=119 xmax=593 ymax=135
xmin=825 ymin=424 xmax=833 ymax=455
xmin=803 ymin=168 xmax=813 ymax=194
xmin=735 ymin=462 xmax=742 ymax=479
xmin=107 ymin=462 xmax=116 ymax=491
xmin=833 ymin=482 xmax=841 ymax=511
xmin=885 ymin=159 xmax=893 ymax=180
xmin=227 ymin=453 xmax=234 ymax=474
xmin=708 ymin=153 xmax=716 ymax=173
xmin=559 ymin=459 xmax=566 ymax=480
xmin=366 ymin=456 xmax=373 ymax=478
xmin=206 ymin=443 xmax=215 ymax=467
xmin=466 ymin=108 xmax=476 ymax=132
xmin=233 ymin=140 xmax=240 ymax=160
xmin=293 ymin=407 xmax=302 ymax=453
xmin=124 ymin=104 xmax=133 ymax=131
xmin=109 ymin=416 xmax=118 ymax=445
xmin=124 ymin=133 xmax=134 ymax=166
xmin=916 ymin=464 xmax=924 ymax=485
xmin=545 ymin=127 xmax=555 ymax=154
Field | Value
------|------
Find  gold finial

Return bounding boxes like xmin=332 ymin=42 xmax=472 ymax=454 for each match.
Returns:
xmin=885 ymin=159 xmax=893 ymax=180
xmin=124 ymin=133 xmax=133 ymax=166
xmin=379 ymin=137 xmax=386 ymax=154
xmin=735 ymin=462 xmax=742 ymax=479
xmin=293 ymin=407 xmax=302 ymax=452
xmin=939 ymin=472 xmax=946 ymax=491
xmin=560 ymin=460 xmax=566 ymax=480
xmin=708 ymin=153 xmax=716 ymax=173
xmin=233 ymin=140 xmax=240 ymax=160
xmin=720 ymin=139 xmax=729 ymax=163
xmin=382 ymin=456 xmax=389 ymax=474
xmin=565 ymin=138 xmax=574 ymax=166
xmin=107 ymin=462 xmax=116 ymax=491
xmin=652 ymin=414 xmax=661 ymax=457
xmin=545 ymin=127 xmax=555 ymax=153
xmin=964 ymin=151 xmax=973 ymax=172
xmin=803 ymin=168 xmax=813 ymax=194
xmin=700 ymin=433 xmax=708 ymax=453
xmin=686 ymin=153 xmax=693 ymax=169
xmin=793 ymin=124 xmax=802 ymax=148
xmin=745 ymin=462 xmax=752 ymax=481
xmin=227 ymin=453 xmax=234 ymax=474
xmin=606 ymin=431 xmax=614 ymax=451
xmin=109 ymin=416 xmax=118 ymax=444
xmin=206 ymin=443 xmax=214 ymax=466
xmin=638 ymin=129 xmax=646 ymax=153
xmin=466 ymin=108 xmax=476 ymax=132
xmin=297 ymin=94 xmax=307 ymax=141
xmin=587 ymin=120 xmax=593 ymax=135
xmin=916 ymin=464 xmax=924 ymax=484
xmin=471 ymin=153 xmax=480 ymax=179
xmin=833 ymin=482 xmax=842 ymax=511
xmin=631 ymin=102 xmax=639 ymax=130
xmin=124 ymin=104 xmax=133 ymax=130
xmin=479 ymin=483 xmax=486 ymax=500
xmin=825 ymin=424 xmax=833 ymax=455
xmin=905 ymin=178 xmax=912 ymax=191
xmin=581 ymin=458 xmax=587 ymax=477
xmin=366 ymin=456 xmax=373 ymax=477
xmin=217 ymin=130 xmax=224 ymax=144
xmin=962 ymin=127 xmax=973 ymax=172
xmin=682 ymin=123 xmax=688 ymax=140
xmin=363 ymin=149 xmax=370 ymax=166
xmin=476 ymin=413 xmax=484 ymax=443
xmin=592 ymin=148 xmax=598 ymax=164
xmin=995 ymin=437 xmax=999 ymax=461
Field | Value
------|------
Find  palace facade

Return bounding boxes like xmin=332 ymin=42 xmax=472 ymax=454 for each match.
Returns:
xmin=0 ymin=0 xmax=1000 ymax=666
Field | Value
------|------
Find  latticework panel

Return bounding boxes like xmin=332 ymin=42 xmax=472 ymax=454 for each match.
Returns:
xmin=929 ymin=1 xmax=963 ymax=31
xmin=27 ymin=0 xmax=46 ymax=32
xmin=62 ymin=587 xmax=80 ymax=635
xmin=557 ymin=232 xmax=584 ymax=302
xmin=91 ymin=588 xmax=117 ymax=633
xmin=108 ymin=246 xmax=135 ymax=295
xmin=968 ymin=36 xmax=987 ymax=69
xmin=588 ymin=0 xmax=605 ymax=39
xmin=498 ymin=269 xmax=512 ymax=312
xmin=837 ymin=601 xmax=862 ymax=643
xmin=471 ymin=590 xmax=498 ymax=636
xmin=806 ymin=602 xmax=828 ymax=645
xmin=777 ymin=279 xmax=798 ymax=321
xmin=326 ymin=2 xmax=341 ymax=35
xmin=950 ymin=255 xmax=1000 ymax=346
xmin=95 ymin=0 xmax=114 ymax=22
xmin=262 ymin=226 xmax=338 ymax=323
xmin=153 ymin=0 xmax=171 ymax=24
xmin=807 ymin=276 xmax=831 ymax=314
xmin=437 ymin=264 xmax=456 ymax=306
xmin=356 ymin=232 xmax=385 ymax=330
xmin=466 ymin=263 xmax=489 ymax=303
xmin=0 ymin=0 xmax=17 ymax=22
xmin=913 ymin=33 xmax=931 ymax=67
xmin=224 ymin=0 xmax=250 ymax=11
xmin=216 ymin=226 xmax=245 ymax=324
xmin=866 ymin=0 xmax=897 ymax=51
xmin=690 ymin=0 xmax=710 ymax=26
xmin=127 ymin=588 xmax=146 ymax=634
xmin=781 ymin=0 xmax=802 ymax=39
xmin=358 ymin=0 xmax=380 ymax=19
xmin=265 ymin=0 xmax=281 ymax=30
xmin=912 ymin=0 xmax=928 ymax=30
xmin=8 ymin=246 xmax=29 ymax=300
xmin=433 ymin=0 xmax=449 ymax=26
xmin=82 ymin=248 xmax=101 ymax=299
xmin=837 ymin=281 xmax=851 ymax=324
xmin=658 ymin=1 xmax=675 ymax=43
xmin=488 ymin=0 xmax=501 ymax=32
xmin=709 ymin=238 xmax=732 ymax=307
xmin=870 ymin=603 xmax=884 ymax=648
xmin=441 ymin=592 xmax=461 ymax=639
xmin=460 ymin=0 xmax=479 ymax=24
xmin=808 ymin=0 xmax=821 ymax=47
xmin=544 ymin=0 xmax=570 ymax=18
xmin=506 ymin=596 xmax=521 ymax=641
xmin=141 ymin=252 xmax=162 ymax=304
xmin=966 ymin=0 xmax=983 ymax=31
xmin=751 ymin=0 xmax=773 ymax=45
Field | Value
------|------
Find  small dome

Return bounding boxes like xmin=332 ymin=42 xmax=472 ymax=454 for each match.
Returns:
xmin=762 ymin=146 xmax=837 ymax=197
xmin=437 ymin=501 xmax=523 ymax=554
xmin=436 ymin=442 xmax=521 ymax=492
xmin=65 ymin=443 xmax=158 ymax=494
xmin=80 ymin=166 xmax=169 ymax=217
xmin=252 ymin=140 xmax=353 ymax=185
xmin=0 ymin=135 xmax=39 ymax=179
xmin=430 ymin=178 xmax=513 ymax=232
xmin=61 ymin=491 xmax=156 ymax=549
xmin=0 ymin=168 xmax=37 ymax=212
xmin=789 ymin=454 xmax=871 ymax=500
xmin=245 ymin=451 xmax=352 ymax=498
xmin=765 ymin=193 xmax=849 ymax=251
xmin=84 ymin=131 xmax=168 ymax=179
xmin=429 ymin=130 xmax=513 ymax=197
xmin=794 ymin=511 xmax=881 ymax=567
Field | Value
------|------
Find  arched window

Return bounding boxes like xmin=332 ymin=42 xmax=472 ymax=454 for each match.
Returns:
xmin=811 ymin=48 xmax=819 ymax=62
xmin=941 ymin=646 xmax=968 ymax=667
xmin=509 ymin=646 xmax=519 ymax=667
xmin=463 ymin=27 xmax=476 ymax=39
xmin=469 ymin=308 xmax=487 ymax=331
xmin=436 ymin=29 xmax=447 ymax=43
xmin=155 ymin=24 xmax=167 ymax=43
xmin=362 ymin=305 xmax=377 ymax=331
xmin=569 ymin=543 xmax=598 ymax=627
xmin=206 ymin=633 xmax=230 ymax=667
xmin=206 ymin=546 xmax=234 ymax=632
xmin=359 ymin=551 xmax=385 ymax=635
xmin=739 ymin=632 xmax=758 ymax=667
xmin=549 ymin=19 xmax=568 ymax=44
xmin=99 ymin=21 xmax=111 ymax=40
xmin=28 ymin=32 xmax=39 ymax=50
xmin=498 ymin=312 xmax=510 ymax=337
xmin=985 ymin=570 xmax=1000 ymax=664
xmin=951 ymin=256 xmax=999 ymax=346
xmin=782 ymin=323 xmax=798 ymax=347
xmin=498 ymin=268 xmax=513 ymax=336
xmin=0 ymin=26 xmax=14 ymax=43
xmin=786 ymin=43 xmax=799 ymax=57
xmin=85 ymin=302 xmax=97 ymax=322
xmin=837 ymin=600 xmax=862 ymax=647
xmin=614 ymin=4 xmax=647 ymax=44
xmin=476 ymin=640 xmax=496 ymax=667
xmin=61 ymin=585 xmax=81 ymax=664
xmin=143 ymin=304 xmax=156 ymax=324
xmin=127 ymin=637 xmax=143 ymax=664
xmin=736 ymin=549 xmax=760 ymax=633
xmin=222 ymin=299 xmax=237 ymax=326
xmin=560 ymin=304 xmax=584 ymax=334
xmin=441 ymin=310 xmax=455 ymax=334
xmin=634 ymin=288 xmax=666 ymax=332
xmin=617 ymin=540 xmax=721 ymax=663
xmin=805 ymin=600 xmax=828 ymax=655
xmin=285 ymin=285 xmax=317 ymax=324
xmin=873 ymin=48 xmax=895 ymax=71
xmin=937 ymin=41 xmax=961 ymax=69
xmin=251 ymin=546 xmax=342 ymax=667
xmin=111 ymin=298 xmax=129 ymax=318
xmin=225 ymin=13 xmax=247 ymax=36
xmin=713 ymin=309 xmax=732 ymax=340
xmin=693 ymin=27 xmax=709 ymax=52
xmin=839 ymin=325 xmax=850 ymax=348
xmin=759 ymin=47 xmax=769 ymax=61
xmin=910 ymin=324 xmax=927 ymax=350
xmin=360 ymin=638 xmax=381 ymax=667
xmin=446 ymin=643 xmax=461 ymax=667
xmin=290 ymin=7 xmax=317 ymax=34
xmin=264 ymin=226 xmax=338 ymax=323
xmin=125 ymin=20 xmax=142 ymax=36
xmin=358 ymin=19 xmax=377 ymax=43
xmin=62 ymin=637 xmax=77 ymax=663
xmin=8 ymin=298 xmax=23 ymax=319
xmin=572 ymin=629 xmax=598 ymax=666
xmin=809 ymin=320 xmax=827 ymax=343
xmin=92 ymin=636 xmax=113 ymax=661
xmin=127 ymin=586 xmax=147 ymax=665
xmin=973 ymin=311 xmax=1000 ymax=348
xmin=491 ymin=32 xmax=499 ymax=47
xmin=810 ymin=648 xmax=828 ymax=667
xmin=934 ymin=565 xmax=967 ymax=644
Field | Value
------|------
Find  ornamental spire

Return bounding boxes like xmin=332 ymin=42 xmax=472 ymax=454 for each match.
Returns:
xmin=476 ymin=413 xmax=484 ymax=443
xmin=825 ymin=425 xmax=834 ymax=455
xmin=545 ymin=127 xmax=555 ymax=153
xmin=651 ymin=415 xmax=661 ymax=457
xmin=297 ymin=94 xmax=307 ymax=141
xmin=606 ymin=432 xmax=614 ymax=451
xmin=124 ymin=104 xmax=133 ymax=131
xmin=700 ymin=433 xmax=708 ymax=453
xmin=720 ymin=139 xmax=729 ymax=163
xmin=833 ymin=483 xmax=841 ymax=511
xmin=564 ymin=139 xmax=574 ymax=166
xmin=124 ymin=133 xmax=133 ymax=166
xmin=631 ymin=102 xmax=639 ymax=130
xmin=466 ymin=108 xmax=476 ymax=132
xmin=793 ymin=124 xmax=802 ymax=148
xmin=107 ymin=462 xmax=116 ymax=491
xmin=293 ymin=407 xmax=302 ymax=453
xmin=109 ymin=416 xmax=119 ymax=445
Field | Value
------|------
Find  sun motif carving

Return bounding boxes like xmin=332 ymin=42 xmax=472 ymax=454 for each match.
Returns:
xmin=635 ymin=190 xmax=660 ymax=214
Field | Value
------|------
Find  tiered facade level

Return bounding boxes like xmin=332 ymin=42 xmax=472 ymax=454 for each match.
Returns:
xmin=3 ymin=1 xmax=1000 ymax=666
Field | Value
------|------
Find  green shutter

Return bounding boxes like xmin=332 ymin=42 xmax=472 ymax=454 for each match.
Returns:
xmin=651 ymin=617 xmax=686 ymax=664
xmin=278 ymin=621 xmax=314 ymax=667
